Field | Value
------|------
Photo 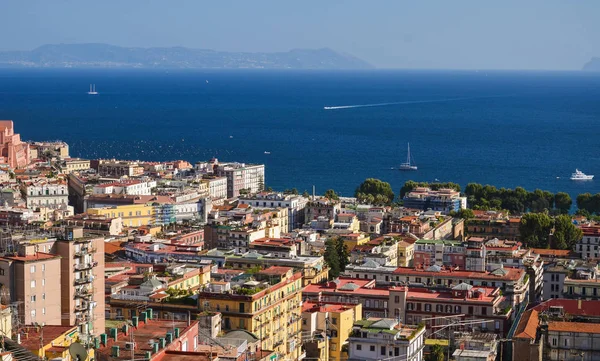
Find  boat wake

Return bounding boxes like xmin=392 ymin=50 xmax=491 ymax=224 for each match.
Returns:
xmin=323 ymin=95 xmax=505 ymax=110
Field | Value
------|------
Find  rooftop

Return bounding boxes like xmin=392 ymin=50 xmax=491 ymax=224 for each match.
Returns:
xmin=18 ymin=325 xmax=77 ymax=351
xmin=548 ymin=321 xmax=600 ymax=334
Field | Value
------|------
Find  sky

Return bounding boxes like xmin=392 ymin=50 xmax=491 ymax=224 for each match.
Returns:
xmin=0 ymin=1 xmax=599 ymax=70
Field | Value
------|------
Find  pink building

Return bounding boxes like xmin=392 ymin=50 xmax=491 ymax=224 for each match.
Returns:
xmin=0 ymin=120 xmax=30 ymax=168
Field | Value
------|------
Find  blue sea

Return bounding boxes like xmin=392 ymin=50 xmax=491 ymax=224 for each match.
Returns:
xmin=1 ymin=69 xmax=600 ymax=201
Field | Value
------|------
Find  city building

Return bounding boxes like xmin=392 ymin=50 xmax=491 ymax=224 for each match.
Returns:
xmin=451 ymin=333 xmax=498 ymax=361
xmin=197 ymin=266 xmax=303 ymax=360
xmin=402 ymin=187 xmax=467 ymax=214
xmin=0 ymin=120 xmax=30 ymax=168
xmin=62 ymin=158 xmax=91 ymax=173
xmin=301 ymin=301 xmax=363 ymax=361
xmin=389 ymin=285 xmax=512 ymax=337
xmin=201 ymin=176 xmax=228 ymax=201
xmin=0 ymin=252 xmax=62 ymax=325
xmin=346 ymin=318 xmax=425 ymax=361
xmin=95 ymin=159 xmax=145 ymax=178
xmin=21 ymin=180 xmax=69 ymax=210
xmin=238 ymin=192 xmax=308 ymax=231
xmin=576 ymin=226 xmax=600 ymax=259
xmin=465 ymin=211 xmax=521 ymax=241
xmin=513 ymin=299 xmax=600 ymax=361
xmin=95 ymin=310 xmax=200 ymax=361
xmin=19 ymin=325 xmax=93 ymax=361
xmin=93 ymin=179 xmax=157 ymax=196
xmin=212 ymin=160 xmax=265 ymax=198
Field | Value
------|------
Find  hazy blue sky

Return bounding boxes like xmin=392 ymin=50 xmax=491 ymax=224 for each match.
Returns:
xmin=1 ymin=1 xmax=599 ymax=69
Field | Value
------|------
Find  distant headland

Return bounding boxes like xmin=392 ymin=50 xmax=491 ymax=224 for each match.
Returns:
xmin=582 ymin=57 xmax=600 ymax=72
xmin=0 ymin=43 xmax=373 ymax=70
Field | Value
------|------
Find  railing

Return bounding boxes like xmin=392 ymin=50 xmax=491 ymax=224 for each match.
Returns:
xmin=75 ymin=303 xmax=89 ymax=312
xmin=74 ymin=262 xmax=98 ymax=270
xmin=75 ymin=290 xmax=92 ymax=299
xmin=74 ymin=277 xmax=93 ymax=285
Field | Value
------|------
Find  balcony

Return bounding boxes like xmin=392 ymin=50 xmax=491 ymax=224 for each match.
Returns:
xmin=75 ymin=303 xmax=89 ymax=312
xmin=75 ymin=288 xmax=92 ymax=299
xmin=74 ymin=247 xmax=97 ymax=257
xmin=74 ymin=277 xmax=93 ymax=286
xmin=74 ymin=261 xmax=98 ymax=271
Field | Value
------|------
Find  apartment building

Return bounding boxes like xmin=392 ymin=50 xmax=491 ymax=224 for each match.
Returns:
xmin=201 ymin=176 xmax=228 ymax=200
xmin=0 ymin=252 xmax=62 ymax=325
xmin=87 ymin=203 xmax=155 ymax=227
xmin=402 ymin=187 xmax=467 ymax=214
xmin=466 ymin=211 xmax=521 ymax=241
xmin=0 ymin=120 xmax=30 ymax=168
xmin=388 ymin=285 xmax=511 ymax=337
xmin=576 ymin=226 xmax=600 ymax=259
xmin=301 ymin=301 xmax=363 ymax=361
xmin=62 ymin=158 xmax=91 ymax=173
xmin=347 ymin=318 xmax=425 ymax=361
xmin=22 ymin=181 xmax=69 ymax=210
xmin=197 ymin=266 xmax=303 ymax=360
xmin=95 ymin=160 xmax=144 ymax=177
xmin=92 ymin=179 xmax=157 ymax=196
xmin=238 ymin=192 xmax=308 ymax=231
xmin=213 ymin=161 xmax=265 ymax=198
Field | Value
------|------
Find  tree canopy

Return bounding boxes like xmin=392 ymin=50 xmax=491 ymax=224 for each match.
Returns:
xmin=519 ymin=212 xmax=582 ymax=249
xmin=465 ymin=183 xmax=561 ymax=214
xmin=324 ymin=189 xmax=340 ymax=200
xmin=355 ymin=178 xmax=395 ymax=205
xmin=400 ymin=180 xmax=461 ymax=198
xmin=324 ymin=237 xmax=349 ymax=279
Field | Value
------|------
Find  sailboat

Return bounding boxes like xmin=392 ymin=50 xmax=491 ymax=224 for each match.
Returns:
xmin=87 ymin=84 xmax=98 ymax=95
xmin=399 ymin=143 xmax=417 ymax=171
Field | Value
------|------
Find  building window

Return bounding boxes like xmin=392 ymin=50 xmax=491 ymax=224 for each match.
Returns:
xmin=42 ymin=279 xmax=45 ymax=286
xmin=42 ymin=264 xmax=46 ymax=272
xmin=370 ymin=346 xmax=375 ymax=352
xmin=42 ymin=308 xmax=46 ymax=315
xmin=0 ymin=268 xmax=4 ymax=276
xmin=31 ymin=310 xmax=36 ymax=318
xmin=30 ymin=265 xmax=36 ymax=273
xmin=30 ymin=280 xmax=36 ymax=288
xmin=381 ymin=346 xmax=386 ymax=356
xmin=30 ymin=295 xmax=36 ymax=302
xmin=552 ymin=338 xmax=557 ymax=346
xmin=42 ymin=293 xmax=45 ymax=300
xmin=356 ymin=344 xmax=362 ymax=351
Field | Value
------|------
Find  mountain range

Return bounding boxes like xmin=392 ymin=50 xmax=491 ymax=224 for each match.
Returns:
xmin=0 ymin=43 xmax=373 ymax=70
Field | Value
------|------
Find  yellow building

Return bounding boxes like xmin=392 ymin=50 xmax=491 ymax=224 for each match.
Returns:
xmin=0 ymin=305 xmax=11 ymax=338
xmin=397 ymin=239 xmax=415 ymax=267
xmin=165 ymin=264 xmax=211 ymax=292
xmin=87 ymin=204 xmax=154 ymax=227
xmin=19 ymin=325 xmax=95 ymax=361
xmin=198 ymin=266 xmax=303 ymax=360
xmin=339 ymin=233 xmax=370 ymax=251
xmin=301 ymin=301 xmax=363 ymax=361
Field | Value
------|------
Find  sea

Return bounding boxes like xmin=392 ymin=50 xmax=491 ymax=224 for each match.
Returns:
xmin=1 ymin=68 xmax=600 ymax=201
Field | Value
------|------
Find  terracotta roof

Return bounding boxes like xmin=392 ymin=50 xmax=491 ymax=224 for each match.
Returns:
xmin=548 ymin=321 xmax=600 ymax=334
xmin=513 ymin=309 xmax=539 ymax=339
xmin=2 ymin=252 xmax=59 ymax=262
xmin=531 ymin=248 xmax=575 ymax=257
xmin=533 ymin=299 xmax=600 ymax=317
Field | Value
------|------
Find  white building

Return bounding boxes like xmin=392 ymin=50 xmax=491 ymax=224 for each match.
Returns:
xmin=238 ymin=192 xmax=308 ymax=231
xmin=576 ymin=227 xmax=600 ymax=259
xmin=201 ymin=177 xmax=228 ymax=201
xmin=23 ymin=182 xmax=69 ymax=210
xmin=213 ymin=161 xmax=265 ymax=198
xmin=92 ymin=179 xmax=156 ymax=196
xmin=347 ymin=318 xmax=425 ymax=361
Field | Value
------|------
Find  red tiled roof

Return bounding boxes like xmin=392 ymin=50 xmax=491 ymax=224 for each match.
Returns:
xmin=513 ymin=309 xmax=539 ymax=339
xmin=531 ymin=248 xmax=575 ymax=257
xmin=392 ymin=266 xmax=525 ymax=281
xmin=548 ymin=321 xmax=600 ymax=334
xmin=2 ymin=252 xmax=59 ymax=262
xmin=532 ymin=299 xmax=600 ymax=317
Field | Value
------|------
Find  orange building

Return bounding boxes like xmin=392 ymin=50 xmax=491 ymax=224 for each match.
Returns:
xmin=0 ymin=120 xmax=30 ymax=168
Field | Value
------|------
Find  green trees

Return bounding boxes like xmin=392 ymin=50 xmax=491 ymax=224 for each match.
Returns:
xmin=355 ymin=178 xmax=395 ymax=205
xmin=554 ymin=192 xmax=572 ymax=214
xmin=400 ymin=180 xmax=461 ymax=198
xmin=324 ymin=237 xmax=349 ymax=279
xmin=465 ymin=183 xmax=563 ymax=214
xmin=552 ymin=214 xmax=583 ymax=250
xmin=425 ymin=345 xmax=445 ymax=361
xmin=324 ymin=189 xmax=340 ymax=201
xmin=519 ymin=213 xmax=582 ymax=249
xmin=284 ymin=188 xmax=299 ymax=195
xmin=302 ymin=190 xmax=310 ymax=198
xmin=448 ymin=208 xmax=474 ymax=219
xmin=576 ymin=193 xmax=600 ymax=214
xmin=519 ymin=213 xmax=553 ymax=248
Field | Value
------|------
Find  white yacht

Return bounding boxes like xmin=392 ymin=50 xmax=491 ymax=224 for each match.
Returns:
xmin=87 ymin=84 xmax=98 ymax=95
xmin=571 ymin=169 xmax=594 ymax=180
xmin=399 ymin=143 xmax=417 ymax=171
